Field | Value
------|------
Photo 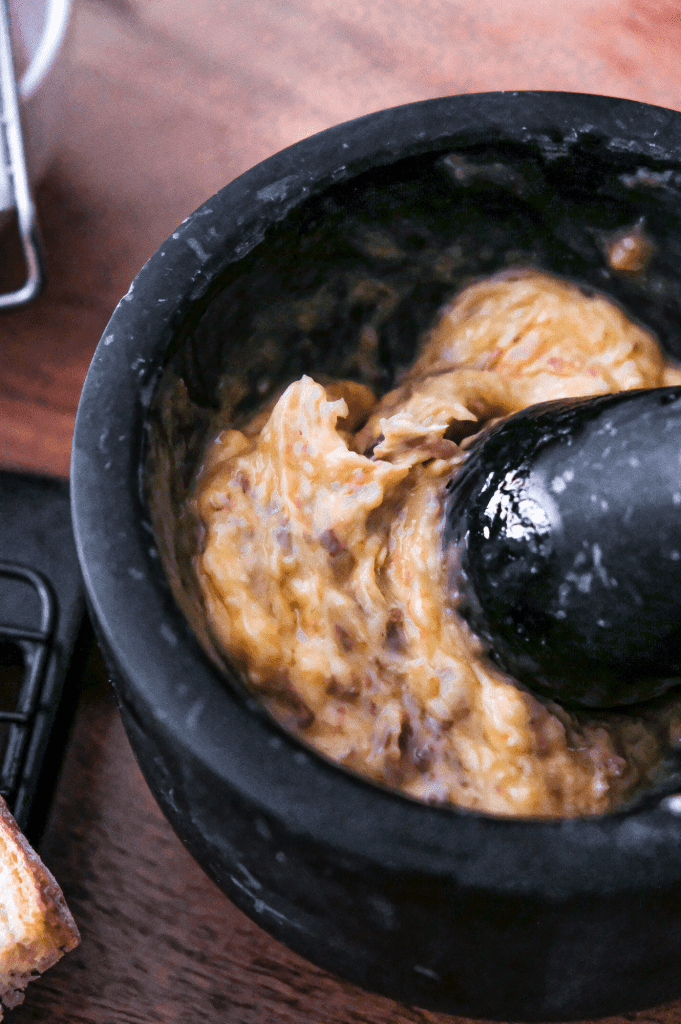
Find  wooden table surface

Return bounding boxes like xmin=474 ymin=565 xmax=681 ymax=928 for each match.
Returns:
xmin=5 ymin=1 xmax=681 ymax=1021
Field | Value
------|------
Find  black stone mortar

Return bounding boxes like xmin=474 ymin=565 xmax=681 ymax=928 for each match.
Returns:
xmin=71 ymin=92 xmax=681 ymax=1021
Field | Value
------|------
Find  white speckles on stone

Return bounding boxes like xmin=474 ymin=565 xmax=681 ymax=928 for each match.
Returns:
xmin=229 ymin=874 xmax=304 ymax=930
xmin=160 ymin=622 xmax=178 ymax=646
xmin=256 ymin=174 xmax=299 ymax=203
xmin=255 ymin=817 xmax=272 ymax=841
xmin=234 ymin=230 xmax=265 ymax=257
xmin=592 ymin=543 xmax=611 ymax=587
xmin=674 ymin=493 xmax=681 ymax=506
xmin=661 ymin=794 xmax=681 ymax=815
xmin=670 ymin=550 xmax=681 ymax=561
xmin=369 ymin=895 xmax=396 ymax=929
xmin=564 ymin=569 xmax=594 ymax=595
xmin=414 ymin=965 xmax=441 ymax=981
xmin=186 ymin=237 xmax=209 ymax=262
xmin=172 ymin=231 xmax=180 ymax=239
xmin=551 ymin=468 xmax=574 ymax=494
xmin=122 ymin=281 xmax=135 ymax=301
xmin=139 ymin=377 xmax=158 ymax=408
xmin=103 ymin=333 xmax=115 ymax=346
xmin=620 ymin=167 xmax=673 ymax=189
xmin=230 ymin=874 xmax=263 ymax=902
xmin=577 ymin=573 xmax=593 ymax=593
xmin=128 ymin=566 xmax=145 ymax=581
xmin=190 ymin=276 xmax=213 ymax=302
xmin=186 ymin=700 xmax=204 ymax=729
xmin=236 ymin=862 xmax=262 ymax=891
xmin=275 ymin=851 xmax=287 ymax=864
xmin=628 ymin=456 xmax=640 ymax=468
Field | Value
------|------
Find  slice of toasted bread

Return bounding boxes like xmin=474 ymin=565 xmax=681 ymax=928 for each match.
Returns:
xmin=0 ymin=795 xmax=79 ymax=1018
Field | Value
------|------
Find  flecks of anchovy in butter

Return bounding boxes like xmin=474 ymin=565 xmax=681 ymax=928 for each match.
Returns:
xmin=192 ymin=269 xmax=681 ymax=818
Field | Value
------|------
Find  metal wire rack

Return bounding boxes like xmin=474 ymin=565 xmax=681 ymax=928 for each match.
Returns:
xmin=0 ymin=561 xmax=56 ymax=822
xmin=0 ymin=472 xmax=87 ymax=844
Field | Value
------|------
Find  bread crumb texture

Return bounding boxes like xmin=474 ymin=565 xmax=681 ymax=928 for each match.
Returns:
xmin=0 ymin=796 xmax=79 ymax=1018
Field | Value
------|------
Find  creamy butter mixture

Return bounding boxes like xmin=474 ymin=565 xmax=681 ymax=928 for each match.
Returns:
xmin=192 ymin=270 xmax=681 ymax=818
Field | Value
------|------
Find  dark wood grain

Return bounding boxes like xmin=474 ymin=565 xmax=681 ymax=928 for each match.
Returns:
xmin=4 ymin=0 xmax=681 ymax=1020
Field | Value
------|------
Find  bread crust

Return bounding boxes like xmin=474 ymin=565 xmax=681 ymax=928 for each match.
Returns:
xmin=0 ymin=795 xmax=79 ymax=1017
